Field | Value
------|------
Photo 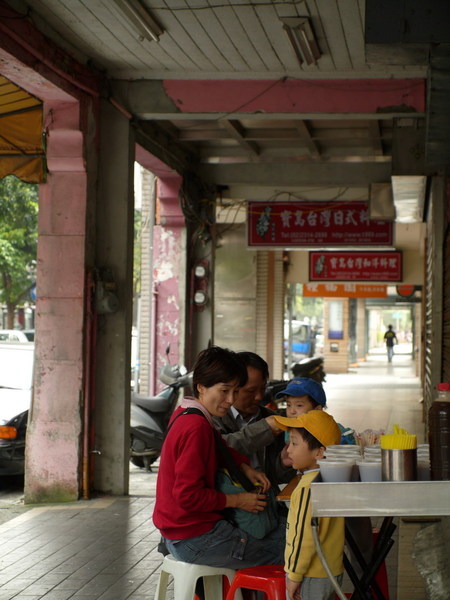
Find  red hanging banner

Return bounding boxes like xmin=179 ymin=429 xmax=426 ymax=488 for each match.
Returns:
xmin=309 ymin=251 xmax=402 ymax=282
xmin=247 ymin=200 xmax=393 ymax=247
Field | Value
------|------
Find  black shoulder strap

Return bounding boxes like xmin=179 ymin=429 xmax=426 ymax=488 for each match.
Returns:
xmin=166 ymin=407 xmax=254 ymax=492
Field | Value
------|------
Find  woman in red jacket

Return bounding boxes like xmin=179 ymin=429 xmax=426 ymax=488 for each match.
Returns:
xmin=153 ymin=346 xmax=285 ymax=568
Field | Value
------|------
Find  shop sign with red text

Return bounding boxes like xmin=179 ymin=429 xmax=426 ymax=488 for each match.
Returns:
xmin=303 ymin=283 xmax=387 ymax=298
xmin=309 ymin=251 xmax=402 ymax=282
xmin=247 ymin=201 xmax=393 ymax=247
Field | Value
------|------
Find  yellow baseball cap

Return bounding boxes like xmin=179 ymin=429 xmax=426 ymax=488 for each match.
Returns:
xmin=274 ymin=410 xmax=341 ymax=447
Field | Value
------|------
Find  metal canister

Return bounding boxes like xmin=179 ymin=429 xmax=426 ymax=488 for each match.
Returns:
xmin=381 ymin=449 xmax=417 ymax=481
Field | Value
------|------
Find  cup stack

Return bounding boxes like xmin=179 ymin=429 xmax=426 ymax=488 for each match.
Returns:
xmin=320 ymin=445 xmax=361 ymax=481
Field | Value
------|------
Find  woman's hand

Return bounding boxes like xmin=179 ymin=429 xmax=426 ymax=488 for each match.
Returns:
xmin=226 ymin=491 xmax=268 ymax=513
xmin=240 ymin=464 xmax=271 ymax=492
xmin=286 ymin=576 xmax=301 ymax=600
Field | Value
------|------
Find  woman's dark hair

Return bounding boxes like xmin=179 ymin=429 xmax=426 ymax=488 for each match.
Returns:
xmin=192 ymin=346 xmax=248 ymax=398
xmin=237 ymin=351 xmax=269 ymax=380
xmin=295 ymin=427 xmax=324 ymax=451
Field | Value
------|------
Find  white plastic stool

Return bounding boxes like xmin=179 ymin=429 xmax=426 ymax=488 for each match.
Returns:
xmin=154 ymin=554 xmax=243 ymax=600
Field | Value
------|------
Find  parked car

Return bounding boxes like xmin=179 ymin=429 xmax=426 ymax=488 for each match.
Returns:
xmin=23 ymin=329 xmax=35 ymax=342
xmin=0 ymin=388 xmax=30 ymax=476
xmin=0 ymin=330 xmax=30 ymax=343
xmin=0 ymin=336 xmax=34 ymax=475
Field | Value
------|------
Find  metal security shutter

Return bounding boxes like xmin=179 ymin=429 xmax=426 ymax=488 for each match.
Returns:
xmin=443 ymin=226 xmax=450 ymax=382
xmin=423 ymin=178 xmax=446 ymax=419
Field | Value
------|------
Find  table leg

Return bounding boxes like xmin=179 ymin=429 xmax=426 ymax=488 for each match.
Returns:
xmin=344 ymin=517 xmax=396 ymax=600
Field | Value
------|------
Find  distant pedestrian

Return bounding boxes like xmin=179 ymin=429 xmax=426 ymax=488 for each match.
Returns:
xmin=383 ymin=325 xmax=398 ymax=362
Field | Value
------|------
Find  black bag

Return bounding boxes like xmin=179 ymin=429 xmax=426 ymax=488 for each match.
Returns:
xmin=215 ymin=468 xmax=280 ymax=538
xmin=157 ymin=536 xmax=169 ymax=556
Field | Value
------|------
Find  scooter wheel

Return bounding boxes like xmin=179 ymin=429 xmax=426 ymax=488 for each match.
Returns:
xmin=130 ymin=455 xmax=159 ymax=470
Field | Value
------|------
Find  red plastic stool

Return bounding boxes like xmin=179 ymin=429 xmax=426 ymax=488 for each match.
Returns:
xmin=225 ymin=565 xmax=285 ymax=600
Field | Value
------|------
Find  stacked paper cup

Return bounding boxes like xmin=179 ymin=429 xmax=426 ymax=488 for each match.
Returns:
xmin=363 ymin=444 xmax=382 ymax=459
xmin=356 ymin=444 xmax=382 ymax=482
xmin=319 ymin=445 xmax=362 ymax=482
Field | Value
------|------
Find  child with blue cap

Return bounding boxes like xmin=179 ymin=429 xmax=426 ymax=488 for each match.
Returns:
xmin=275 ymin=377 xmax=356 ymax=445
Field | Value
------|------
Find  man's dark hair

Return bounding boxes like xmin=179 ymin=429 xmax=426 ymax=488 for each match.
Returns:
xmin=192 ymin=346 xmax=248 ymax=398
xmin=237 ymin=351 xmax=269 ymax=380
xmin=293 ymin=427 xmax=324 ymax=450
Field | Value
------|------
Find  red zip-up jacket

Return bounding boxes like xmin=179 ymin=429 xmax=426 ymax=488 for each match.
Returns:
xmin=153 ymin=407 xmax=249 ymax=540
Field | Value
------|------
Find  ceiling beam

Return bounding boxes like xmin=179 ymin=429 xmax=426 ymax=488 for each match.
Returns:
xmin=199 ymin=161 xmax=392 ymax=187
xmin=220 ymin=120 xmax=260 ymax=156
xmin=112 ymin=79 xmax=426 ymax=120
xmin=134 ymin=120 xmax=198 ymax=174
xmin=293 ymin=120 xmax=321 ymax=159
xmin=368 ymin=120 xmax=384 ymax=156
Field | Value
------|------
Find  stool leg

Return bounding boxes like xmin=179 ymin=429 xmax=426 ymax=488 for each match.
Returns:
xmin=203 ymin=575 xmax=224 ymax=600
xmin=223 ymin=574 xmax=243 ymax=600
xmin=173 ymin=574 xmax=198 ymax=600
xmin=154 ymin=570 xmax=170 ymax=600
xmin=268 ymin=580 xmax=286 ymax=600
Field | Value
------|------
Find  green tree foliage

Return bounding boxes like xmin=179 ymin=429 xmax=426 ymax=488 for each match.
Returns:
xmin=0 ymin=176 xmax=38 ymax=327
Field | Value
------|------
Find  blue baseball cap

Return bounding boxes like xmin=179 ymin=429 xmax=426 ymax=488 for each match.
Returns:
xmin=275 ymin=377 xmax=327 ymax=407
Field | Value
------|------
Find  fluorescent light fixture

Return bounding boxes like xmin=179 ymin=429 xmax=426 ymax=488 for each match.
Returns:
xmin=115 ymin=0 xmax=163 ymax=42
xmin=281 ymin=17 xmax=321 ymax=66
xmin=391 ymin=175 xmax=427 ymax=223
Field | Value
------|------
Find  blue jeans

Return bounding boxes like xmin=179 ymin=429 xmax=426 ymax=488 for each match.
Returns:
xmin=164 ymin=518 xmax=285 ymax=569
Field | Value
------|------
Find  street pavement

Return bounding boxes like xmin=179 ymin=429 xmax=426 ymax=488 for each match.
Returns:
xmin=0 ymin=466 xmax=156 ymax=527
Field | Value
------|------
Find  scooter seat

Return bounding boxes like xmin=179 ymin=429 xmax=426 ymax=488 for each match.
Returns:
xmin=132 ymin=393 xmax=171 ymax=413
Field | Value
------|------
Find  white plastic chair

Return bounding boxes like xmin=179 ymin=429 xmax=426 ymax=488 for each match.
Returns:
xmin=154 ymin=553 xmax=242 ymax=600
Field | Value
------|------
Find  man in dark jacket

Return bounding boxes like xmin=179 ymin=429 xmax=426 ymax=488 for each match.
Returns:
xmin=213 ymin=351 xmax=296 ymax=490
xmin=383 ymin=324 xmax=398 ymax=362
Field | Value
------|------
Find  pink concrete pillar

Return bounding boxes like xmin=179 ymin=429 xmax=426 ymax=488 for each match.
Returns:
xmin=152 ymin=175 xmax=185 ymax=392
xmin=25 ymin=99 xmax=87 ymax=502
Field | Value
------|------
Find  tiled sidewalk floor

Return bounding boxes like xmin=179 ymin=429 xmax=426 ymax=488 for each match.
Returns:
xmin=0 ymin=495 xmax=165 ymax=600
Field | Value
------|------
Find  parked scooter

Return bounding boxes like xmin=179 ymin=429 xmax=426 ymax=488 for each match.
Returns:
xmin=262 ymin=356 xmax=326 ymax=412
xmin=130 ymin=349 xmax=192 ymax=470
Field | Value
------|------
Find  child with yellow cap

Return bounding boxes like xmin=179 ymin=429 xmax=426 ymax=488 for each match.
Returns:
xmin=274 ymin=410 xmax=343 ymax=600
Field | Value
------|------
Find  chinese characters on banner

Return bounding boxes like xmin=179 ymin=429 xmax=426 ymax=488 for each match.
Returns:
xmin=247 ymin=200 xmax=393 ymax=247
xmin=309 ymin=251 xmax=402 ymax=282
xmin=303 ymin=283 xmax=387 ymax=298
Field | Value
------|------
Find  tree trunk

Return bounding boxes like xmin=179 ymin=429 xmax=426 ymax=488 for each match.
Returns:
xmin=6 ymin=302 xmax=15 ymax=329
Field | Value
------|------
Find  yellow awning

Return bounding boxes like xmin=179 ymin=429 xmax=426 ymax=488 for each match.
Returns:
xmin=0 ymin=75 xmax=46 ymax=183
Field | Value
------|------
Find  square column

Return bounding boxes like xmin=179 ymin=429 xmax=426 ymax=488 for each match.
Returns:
xmin=93 ymin=100 xmax=134 ymax=494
